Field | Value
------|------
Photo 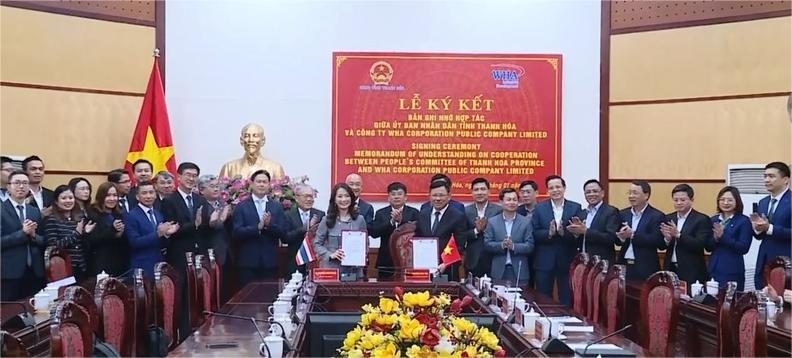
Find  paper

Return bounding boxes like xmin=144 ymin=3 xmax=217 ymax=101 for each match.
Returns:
xmin=549 ymin=316 xmax=583 ymax=323
xmin=561 ymin=325 xmax=594 ymax=332
xmin=341 ymin=230 xmax=367 ymax=266
xmin=566 ymin=343 xmax=622 ymax=350
xmin=412 ymin=237 xmax=439 ymax=270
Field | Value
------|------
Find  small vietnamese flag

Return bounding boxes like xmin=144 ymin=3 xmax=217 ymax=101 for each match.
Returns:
xmin=440 ymin=234 xmax=462 ymax=265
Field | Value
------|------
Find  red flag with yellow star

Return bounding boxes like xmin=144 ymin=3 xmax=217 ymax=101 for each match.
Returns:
xmin=440 ymin=234 xmax=462 ymax=265
xmin=125 ymin=55 xmax=176 ymax=182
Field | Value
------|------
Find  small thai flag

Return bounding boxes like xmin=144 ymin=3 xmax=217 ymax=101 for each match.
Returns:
xmin=295 ymin=233 xmax=316 ymax=266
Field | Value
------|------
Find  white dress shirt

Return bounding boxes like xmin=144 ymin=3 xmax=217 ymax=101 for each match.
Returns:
xmin=671 ymin=208 xmax=692 ymax=263
xmin=625 ymin=204 xmax=648 ymax=260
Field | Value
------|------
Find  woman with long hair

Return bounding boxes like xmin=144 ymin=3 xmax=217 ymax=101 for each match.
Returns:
xmin=68 ymin=177 xmax=92 ymax=217
xmin=312 ymin=183 xmax=366 ymax=276
xmin=43 ymin=185 xmax=94 ymax=281
xmin=706 ymin=186 xmax=752 ymax=291
xmin=86 ymin=182 xmax=129 ymax=277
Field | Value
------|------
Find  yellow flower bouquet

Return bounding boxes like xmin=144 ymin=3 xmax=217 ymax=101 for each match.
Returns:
xmin=338 ymin=286 xmax=506 ymax=358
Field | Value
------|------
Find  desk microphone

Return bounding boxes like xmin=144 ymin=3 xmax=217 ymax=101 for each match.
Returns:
xmin=504 ymin=261 xmax=522 ymax=324
xmin=577 ymin=324 xmax=635 ymax=357
xmin=203 ymin=311 xmax=294 ymax=356
xmin=531 ymin=302 xmax=573 ymax=354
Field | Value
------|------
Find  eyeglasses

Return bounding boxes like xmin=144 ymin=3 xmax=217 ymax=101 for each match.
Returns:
xmin=10 ymin=181 xmax=29 ymax=186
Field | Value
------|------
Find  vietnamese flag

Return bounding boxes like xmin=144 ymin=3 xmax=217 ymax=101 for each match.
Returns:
xmin=125 ymin=51 xmax=176 ymax=182
xmin=440 ymin=235 xmax=462 ymax=265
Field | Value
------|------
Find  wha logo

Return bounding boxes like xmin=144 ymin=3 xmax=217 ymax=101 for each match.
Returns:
xmin=490 ymin=64 xmax=525 ymax=89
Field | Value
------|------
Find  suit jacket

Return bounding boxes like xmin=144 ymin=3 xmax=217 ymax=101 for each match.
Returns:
xmin=26 ymin=187 xmax=54 ymax=210
xmin=1 ymin=200 xmax=46 ymax=279
xmin=85 ymin=208 xmax=129 ymax=276
xmin=125 ymin=205 xmax=167 ymax=278
xmin=421 ymin=200 xmax=465 ymax=214
xmin=579 ymin=202 xmax=620 ymax=264
xmin=484 ymin=213 xmax=534 ymax=280
xmin=231 ymin=197 xmax=287 ymax=269
xmin=358 ymin=199 xmax=375 ymax=226
xmin=415 ymin=205 xmax=470 ymax=277
xmin=531 ymin=199 xmax=583 ymax=272
xmin=663 ymin=209 xmax=712 ymax=284
xmin=284 ymin=207 xmax=325 ymax=275
xmin=754 ymin=189 xmax=791 ymax=288
xmin=370 ymin=205 xmax=419 ymax=271
xmin=616 ymin=204 xmax=667 ymax=281
xmin=126 ymin=187 xmax=139 ymax=210
xmin=464 ymin=202 xmax=503 ymax=270
xmin=706 ymin=214 xmax=751 ymax=279
xmin=160 ymin=191 xmax=212 ymax=270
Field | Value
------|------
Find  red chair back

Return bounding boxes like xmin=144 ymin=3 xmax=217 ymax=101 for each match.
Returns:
xmin=63 ymin=286 xmax=99 ymax=335
xmin=640 ymin=270 xmax=680 ymax=357
xmin=582 ymin=255 xmax=601 ymax=318
xmin=208 ymin=248 xmax=223 ymax=308
xmin=764 ymin=256 xmax=791 ymax=295
xmin=390 ymin=221 xmax=417 ymax=270
xmin=732 ymin=291 xmax=768 ymax=357
xmin=132 ymin=268 xmax=151 ymax=357
xmin=49 ymin=300 xmax=93 ymax=357
xmin=602 ymin=264 xmax=626 ymax=333
xmin=716 ymin=281 xmax=738 ymax=357
xmin=45 ymin=246 xmax=73 ymax=282
xmin=589 ymin=259 xmax=608 ymax=322
xmin=569 ymin=253 xmax=589 ymax=314
xmin=94 ymin=277 xmax=133 ymax=356
xmin=154 ymin=262 xmax=181 ymax=350
xmin=185 ymin=252 xmax=204 ymax=329
xmin=195 ymin=254 xmax=216 ymax=313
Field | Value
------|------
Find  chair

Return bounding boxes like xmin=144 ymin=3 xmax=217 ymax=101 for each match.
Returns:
xmin=389 ymin=221 xmax=417 ymax=270
xmin=640 ymin=270 xmax=680 ymax=357
xmin=132 ymin=268 xmax=151 ymax=357
xmin=94 ymin=276 xmax=133 ymax=356
xmin=154 ymin=262 xmax=181 ymax=350
xmin=49 ymin=300 xmax=93 ymax=357
xmin=208 ymin=248 xmax=223 ymax=308
xmin=581 ymin=255 xmax=601 ymax=318
xmin=195 ymin=254 xmax=216 ymax=313
xmin=45 ymin=246 xmax=73 ymax=282
xmin=62 ymin=286 xmax=99 ymax=336
xmin=569 ymin=252 xmax=589 ymax=315
xmin=588 ymin=259 xmax=608 ymax=322
xmin=185 ymin=252 xmax=204 ymax=329
xmin=1 ymin=330 xmax=28 ymax=357
xmin=763 ymin=256 xmax=791 ymax=295
xmin=716 ymin=281 xmax=738 ymax=357
xmin=602 ymin=264 xmax=626 ymax=333
xmin=731 ymin=291 xmax=768 ymax=357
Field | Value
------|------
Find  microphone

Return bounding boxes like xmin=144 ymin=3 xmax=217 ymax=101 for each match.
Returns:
xmin=531 ymin=302 xmax=573 ymax=355
xmin=113 ymin=268 xmax=135 ymax=279
xmin=504 ymin=261 xmax=522 ymax=324
xmin=576 ymin=324 xmax=636 ymax=357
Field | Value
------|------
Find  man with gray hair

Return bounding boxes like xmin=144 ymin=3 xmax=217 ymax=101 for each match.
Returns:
xmin=153 ymin=170 xmax=175 ymax=209
xmin=198 ymin=174 xmax=232 ymax=301
xmin=284 ymin=183 xmax=324 ymax=276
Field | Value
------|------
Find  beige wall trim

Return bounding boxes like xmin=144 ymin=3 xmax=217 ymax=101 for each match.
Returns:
xmin=0 ymin=81 xmax=144 ymax=97
xmin=611 ymin=9 xmax=791 ymax=34
xmin=1 ymin=1 xmax=155 ymax=27
xmin=611 ymin=91 xmax=792 ymax=106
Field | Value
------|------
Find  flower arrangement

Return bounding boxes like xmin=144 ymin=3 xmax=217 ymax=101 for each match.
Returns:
xmin=338 ymin=286 xmax=505 ymax=358
xmin=270 ymin=175 xmax=310 ymax=210
xmin=218 ymin=175 xmax=251 ymax=205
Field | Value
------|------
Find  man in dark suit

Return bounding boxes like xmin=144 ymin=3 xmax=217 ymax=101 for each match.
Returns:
xmin=161 ymin=162 xmax=212 ymax=271
xmin=370 ymin=182 xmax=419 ymax=278
xmin=752 ymin=161 xmax=791 ymax=289
xmin=1 ymin=171 xmax=46 ymax=300
xmin=464 ymin=178 xmax=502 ymax=277
xmin=126 ymin=181 xmax=178 ymax=278
xmin=565 ymin=179 xmax=620 ymax=264
xmin=615 ymin=180 xmax=667 ymax=282
xmin=22 ymin=155 xmax=53 ymax=211
xmin=531 ymin=175 xmax=582 ymax=305
xmin=345 ymin=173 xmax=374 ymax=226
xmin=283 ymin=183 xmax=325 ymax=277
xmin=125 ymin=159 xmax=155 ymax=209
xmin=108 ymin=169 xmax=135 ymax=213
xmin=1 ymin=156 xmax=15 ymax=202
xmin=232 ymin=170 xmax=288 ymax=286
xmin=660 ymin=184 xmax=712 ymax=285
xmin=484 ymin=188 xmax=533 ymax=285
xmin=420 ymin=173 xmax=465 ymax=213
xmin=415 ymin=180 xmax=469 ymax=281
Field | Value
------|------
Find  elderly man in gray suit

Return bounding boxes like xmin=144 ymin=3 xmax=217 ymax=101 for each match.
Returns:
xmin=464 ymin=178 xmax=502 ymax=277
xmin=485 ymin=188 xmax=534 ymax=285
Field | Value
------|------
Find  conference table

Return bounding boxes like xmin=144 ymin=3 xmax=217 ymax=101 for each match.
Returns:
xmin=171 ymin=279 xmax=645 ymax=357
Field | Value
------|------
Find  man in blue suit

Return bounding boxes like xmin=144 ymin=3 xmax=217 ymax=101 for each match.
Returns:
xmin=1 ymin=171 xmax=46 ymax=300
xmin=485 ymin=188 xmax=533 ymax=286
xmin=126 ymin=181 xmax=178 ymax=278
xmin=531 ymin=175 xmax=582 ymax=305
xmin=232 ymin=170 xmax=287 ymax=286
xmin=753 ymin=161 xmax=791 ymax=289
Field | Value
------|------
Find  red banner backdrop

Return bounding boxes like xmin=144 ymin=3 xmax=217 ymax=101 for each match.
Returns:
xmin=332 ymin=52 xmax=562 ymax=201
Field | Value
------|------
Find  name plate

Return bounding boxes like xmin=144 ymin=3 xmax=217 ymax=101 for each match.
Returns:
xmin=313 ymin=268 xmax=340 ymax=282
xmin=678 ymin=280 xmax=688 ymax=297
xmin=404 ymin=269 xmax=431 ymax=282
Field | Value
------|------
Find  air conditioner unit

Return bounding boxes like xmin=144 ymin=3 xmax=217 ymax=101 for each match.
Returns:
xmin=727 ymin=164 xmax=766 ymax=291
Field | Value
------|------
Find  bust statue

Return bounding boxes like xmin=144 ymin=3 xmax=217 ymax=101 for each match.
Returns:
xmin=219 ymin=123 xmax=285 ymax=180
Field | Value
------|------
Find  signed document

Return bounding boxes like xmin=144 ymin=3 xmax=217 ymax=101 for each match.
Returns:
xmin=412 ymin=237 xmax=439 ymax=270
xmin=341 ymin=230 xmax=368 ymax=267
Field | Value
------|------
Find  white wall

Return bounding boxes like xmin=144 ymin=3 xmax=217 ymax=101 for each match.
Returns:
xmin=166 ymin=0 xmax=601 ymax=208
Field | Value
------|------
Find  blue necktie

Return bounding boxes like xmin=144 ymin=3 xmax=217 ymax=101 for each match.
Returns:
xmin=768 ymin=198 xmax=778 ymax=221
xmin=186 ymin=194 xmax=194 ymax=219
xmin=17 ymin=205 xmax=32 ymax=266
xmin=147 ymin=209 xmax=158 ymax=231
xmin=431 ymin=211 xmax=440 ymax=235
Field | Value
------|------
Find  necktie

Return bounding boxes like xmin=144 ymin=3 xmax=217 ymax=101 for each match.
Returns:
xmin=17 ymin=205 xmax=31 ymax=266
xmin=768 ymin=198 xmax=778 ymax=221
xmin=186 ymin=194 xmax=194 ymax=218
xmin=119 ymin=198 xmax=127 ymax=213
xmin=431 ymin=211 xmax=440 ymax=235
xmin=255 ymin=200 xmax=264 ymax=218
xmin=147 ymin=209 xmax=158 ymax=231
xmin=301 ymin=211 xmax=309 ymax=226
